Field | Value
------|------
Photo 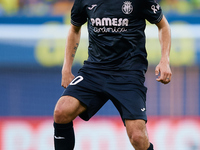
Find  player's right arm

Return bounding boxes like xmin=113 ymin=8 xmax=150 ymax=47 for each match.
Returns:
xmin=61 ymin=24 xmax=81 ymax=88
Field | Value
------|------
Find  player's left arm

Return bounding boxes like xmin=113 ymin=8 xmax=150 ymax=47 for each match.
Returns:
xmin=155 ymin=15 xmax=172 ymax=84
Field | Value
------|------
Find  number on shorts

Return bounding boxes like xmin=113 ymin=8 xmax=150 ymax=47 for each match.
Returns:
xmin=70 ymin=76 xmax=84 ymax=85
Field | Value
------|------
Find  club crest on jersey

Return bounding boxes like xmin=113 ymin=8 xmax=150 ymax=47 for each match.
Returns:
xmin=122 ymin=1 xmax=133 ymax=14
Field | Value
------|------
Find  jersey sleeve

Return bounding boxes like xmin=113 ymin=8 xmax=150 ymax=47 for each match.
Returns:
xmin=71 ymin=0 xmax=87 ymax=26
xmin=142 ymin=0 xmax=163 ymax=24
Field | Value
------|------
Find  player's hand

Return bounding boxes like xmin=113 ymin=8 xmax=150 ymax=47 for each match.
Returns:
xmin=155 ymin=60 xmax=172 ymax=84
xmin=61 ymin=69 xmax=75 ymax=88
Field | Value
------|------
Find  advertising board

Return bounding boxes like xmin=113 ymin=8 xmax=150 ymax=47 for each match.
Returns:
xmin=0 ymin=117 xmax=200 ymax=150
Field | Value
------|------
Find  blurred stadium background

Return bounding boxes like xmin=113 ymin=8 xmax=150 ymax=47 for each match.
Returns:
xmin=0 ymin=0 xmax=200 ymax=150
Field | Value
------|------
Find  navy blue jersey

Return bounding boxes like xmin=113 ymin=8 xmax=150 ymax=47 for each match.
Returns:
xmin=71 ymin=0 xmax=163 ymax=72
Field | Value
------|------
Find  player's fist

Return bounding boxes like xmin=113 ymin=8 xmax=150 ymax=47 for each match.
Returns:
xmin=61 ymin=69 xmax=75 ymax=88
xmin=155 ymin=61 xmax=172 ymax=84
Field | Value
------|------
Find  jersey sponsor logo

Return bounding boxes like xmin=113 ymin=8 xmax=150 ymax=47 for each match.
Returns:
xmin=93 ymin=27 xmax=127 ymax=33
xmin=88 ymin=4 xmax=97 ymax=10
xmin=122 ymin=1 xmax=133 ymax=14
xmin=90 ymin=18 xmax=129 ymax=27
xmin=90 ymin=18 xmax=129 ymax=33
xmin=151 ymin=3 xmax=160 ymax=14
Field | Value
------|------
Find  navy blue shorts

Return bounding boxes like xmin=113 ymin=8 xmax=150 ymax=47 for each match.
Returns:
xmin=62 ymin=68 xmax=147 ymax=125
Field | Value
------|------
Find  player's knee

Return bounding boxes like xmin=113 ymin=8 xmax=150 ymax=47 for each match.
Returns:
xmin=128 ymin=131 xmax=149 ymax=149
xmin=53 ymin=101 xmax=74 ymax=124
xmin=54 ymin=96 xmax=86 ymax=124
xmin=54 ymin=107 xmax=73 ymax=124
xmin=128 ymin=132 xmax=142 ymax=145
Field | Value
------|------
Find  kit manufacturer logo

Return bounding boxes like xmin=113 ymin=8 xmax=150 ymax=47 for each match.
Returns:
xmin=88 ymin=4 xmax=97 ymax=10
